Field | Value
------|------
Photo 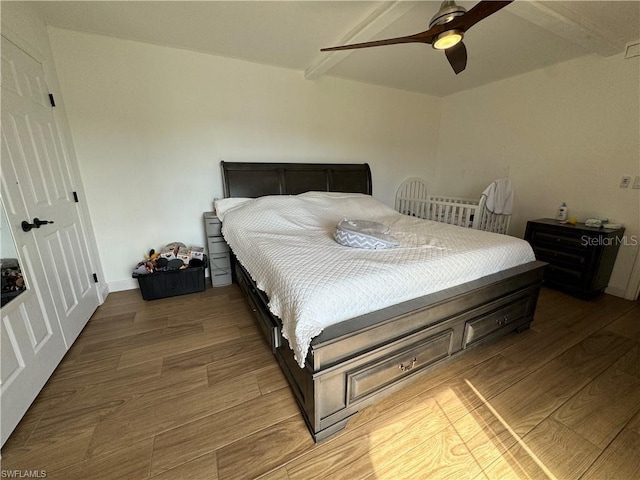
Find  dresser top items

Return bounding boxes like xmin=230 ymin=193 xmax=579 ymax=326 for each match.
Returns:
xmin=528 ymin=218 xmax=625 ymax=236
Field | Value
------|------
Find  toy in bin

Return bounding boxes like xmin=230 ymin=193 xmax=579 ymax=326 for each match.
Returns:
xmin=189 ymin=246 xmax=205 ymax=261
xmin=160 ymin=242 xmax=185 ymax=261
xmin=132 ymin=249 xmax=159 ymax=275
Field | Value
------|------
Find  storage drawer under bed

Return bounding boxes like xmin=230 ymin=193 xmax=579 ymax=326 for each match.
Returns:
xmin=235 ymin=261 xmax=280 ymax=350
xmin=346 ymin=329 xmax=453 ymax=404
xmin=463 ymin=296 xmax=532 ymax=347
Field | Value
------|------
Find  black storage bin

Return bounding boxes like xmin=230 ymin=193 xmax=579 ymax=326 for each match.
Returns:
xmin=135 ymin=264 xmax=206 ymax=300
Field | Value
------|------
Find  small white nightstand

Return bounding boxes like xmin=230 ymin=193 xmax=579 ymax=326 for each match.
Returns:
xmin=203 ymin=212 xmax=232 ymax=287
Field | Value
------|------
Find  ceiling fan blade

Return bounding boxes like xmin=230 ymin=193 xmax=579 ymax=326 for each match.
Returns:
xmin=321 ymin=31 xmax=435 ymax=52
xmin=445 ymin=41 xmax=467 ymax=74
xmin=322 ymin=0 xmax=513 ymax=52
xmin=455 ymin=0 xmax=513 ymax=31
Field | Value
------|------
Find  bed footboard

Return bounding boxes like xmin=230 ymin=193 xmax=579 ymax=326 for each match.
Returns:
xmin=235 ymin=258 xmax=546 ymax=443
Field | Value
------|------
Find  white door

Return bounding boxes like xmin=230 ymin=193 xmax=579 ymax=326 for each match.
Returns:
xmin=1 ymin=35 xmax=100 ymax=445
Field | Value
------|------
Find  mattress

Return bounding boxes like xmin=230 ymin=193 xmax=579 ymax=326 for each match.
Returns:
xmin=219 ymin=192 xmax=535 ymax=367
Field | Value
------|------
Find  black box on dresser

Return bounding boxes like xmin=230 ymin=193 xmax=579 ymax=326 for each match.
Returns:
xmin=524 ymin=218 xmax=625 ymax=299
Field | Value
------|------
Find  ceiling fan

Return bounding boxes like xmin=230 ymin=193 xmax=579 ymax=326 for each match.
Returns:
xmin=321 ymin=0 xmax=513 ymax=75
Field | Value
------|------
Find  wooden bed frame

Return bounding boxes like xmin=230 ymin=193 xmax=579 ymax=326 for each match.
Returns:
xmin=220 ymin=161 xmax=546 ymax=443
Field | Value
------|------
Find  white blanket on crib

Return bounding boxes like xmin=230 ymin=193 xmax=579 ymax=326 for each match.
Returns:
xmin=482 ymin=178 xmax=514 ymax=214
xmin=220 ymin=192 xmax=535 ymax=367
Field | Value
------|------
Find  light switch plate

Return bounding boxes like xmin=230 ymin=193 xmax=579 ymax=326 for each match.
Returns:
xmin=633 ymin=176 xmax=640 ymax=189
xmin=620 ymin=176 xmax=631 ymax=188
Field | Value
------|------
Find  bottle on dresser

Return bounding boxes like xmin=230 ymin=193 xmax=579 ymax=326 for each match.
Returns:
xmin=556 ymin=202 xmax=568 ymax=223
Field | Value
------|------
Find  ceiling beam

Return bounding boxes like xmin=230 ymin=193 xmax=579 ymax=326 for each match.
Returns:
xmin=305 ymin=1 xmax=417 ymax=80
xmin=508 ymin=1 xmax=624 ymax=57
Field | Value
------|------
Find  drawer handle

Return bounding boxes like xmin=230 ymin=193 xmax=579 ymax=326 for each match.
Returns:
xmin=496 ymin=314 xmax=510 ymax=326
xmin=399 ymin=357 xmax=417 ymax=372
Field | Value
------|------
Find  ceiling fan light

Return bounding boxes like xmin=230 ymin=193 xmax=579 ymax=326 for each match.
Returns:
xmin=433 ymin=30 xmax=463 ymax=50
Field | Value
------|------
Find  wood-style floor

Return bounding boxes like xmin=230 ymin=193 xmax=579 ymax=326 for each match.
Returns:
xmin=2 ymin=284 xmax=639 ymax=480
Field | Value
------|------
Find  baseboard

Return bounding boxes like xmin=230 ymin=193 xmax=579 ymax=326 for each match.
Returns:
xmin=98 ymin=283 xmax=110 ymax=304
xmin=604 ymin=285 xmax=627 ymax=299
xmin=108 ymin=278 xmax=139 ymax=292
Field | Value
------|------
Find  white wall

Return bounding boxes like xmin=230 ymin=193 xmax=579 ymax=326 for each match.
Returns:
xmin=47 ymin=28 xmax=442 ymax=290
xmin=42 ymin=24 xmax=640 ymax=298
xmin=436 ymin=53 xmax=640 ymax=298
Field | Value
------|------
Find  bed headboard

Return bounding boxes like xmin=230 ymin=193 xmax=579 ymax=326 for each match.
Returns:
xmin=221 ymin=161 xmax=372 ymax=198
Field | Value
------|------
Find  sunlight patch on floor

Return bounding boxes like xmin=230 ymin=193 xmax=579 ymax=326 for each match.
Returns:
xmin=463 ymin=379 xmax=557 ymax=480
xmin=364 ymin=380 xmax=558 ymax=479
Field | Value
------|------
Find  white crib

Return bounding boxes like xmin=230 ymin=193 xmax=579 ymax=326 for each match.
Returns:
xmin=395 ymin=178 xmax=512 ymax=235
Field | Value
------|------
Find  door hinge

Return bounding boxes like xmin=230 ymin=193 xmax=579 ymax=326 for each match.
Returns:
xmin=73 ymin=191 xmax=79 ymax=203
xmin=92 ymin=273 xmax=98 ymax=283
xmin=48 ymin=93 xmax=56 ymax=107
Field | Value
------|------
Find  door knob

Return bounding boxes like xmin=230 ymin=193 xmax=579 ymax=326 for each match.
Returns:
xmin=33 ymin=218 xmax=54 ymax=227
xmin=21 ymin=218 xmax=54 ymax=232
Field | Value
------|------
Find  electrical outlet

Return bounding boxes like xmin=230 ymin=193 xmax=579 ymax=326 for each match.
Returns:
xmin=620 ymin=176 xmax=631 ymax=188
xmin=633 ymin=176 xmax=640 ymax=189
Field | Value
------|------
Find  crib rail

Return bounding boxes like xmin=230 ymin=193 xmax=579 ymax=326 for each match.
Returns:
xmin=395 ymin=178 xmax=512 ymax=234
xmin=425 ymin=196 xmax=479 ymax=228
xmin=395 ymin=178 xmax=429 ymax=218
xmin=478 ymin=211 xmax=511 ymax=234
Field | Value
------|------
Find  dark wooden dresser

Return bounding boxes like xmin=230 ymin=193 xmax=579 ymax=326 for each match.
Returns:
xmin=524 ymin=218 xmax=625 ymax=299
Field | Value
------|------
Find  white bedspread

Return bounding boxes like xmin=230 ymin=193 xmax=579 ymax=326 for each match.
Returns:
xmin=220 ymin=192 xmax=535 ymax=367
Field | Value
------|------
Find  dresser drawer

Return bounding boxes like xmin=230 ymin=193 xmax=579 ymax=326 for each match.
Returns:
xmin=346 ymin=329 xmax=453 ymax=405
xmin=208 ymin=237 xmax=229 ymax=254
xmin=532 ymin=246 xmax=587 ymax=269
xmin=209 ymin=252 xmax=231 ymax=270
xmin=544 ymin=264 xmax=585 ymax=285
xmin=211 ymin=268 xmax=232 ymax=287
xmin=463 ymin=297 xmax=530 ymax=347
xmin=529 ymin=230 xmax=587 ymax=251
xmin=204 ymin=218 xmax=222 ymax=237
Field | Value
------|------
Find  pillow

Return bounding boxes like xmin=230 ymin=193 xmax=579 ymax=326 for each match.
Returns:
xmin=333 ymin=219 xmax=399 ymax=249
xmin=214 ymin=197 xmax=254 ymax=221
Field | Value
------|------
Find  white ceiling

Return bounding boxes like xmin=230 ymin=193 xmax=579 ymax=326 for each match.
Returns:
xmin=35 ymin=1 xmax=640 ymax=97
